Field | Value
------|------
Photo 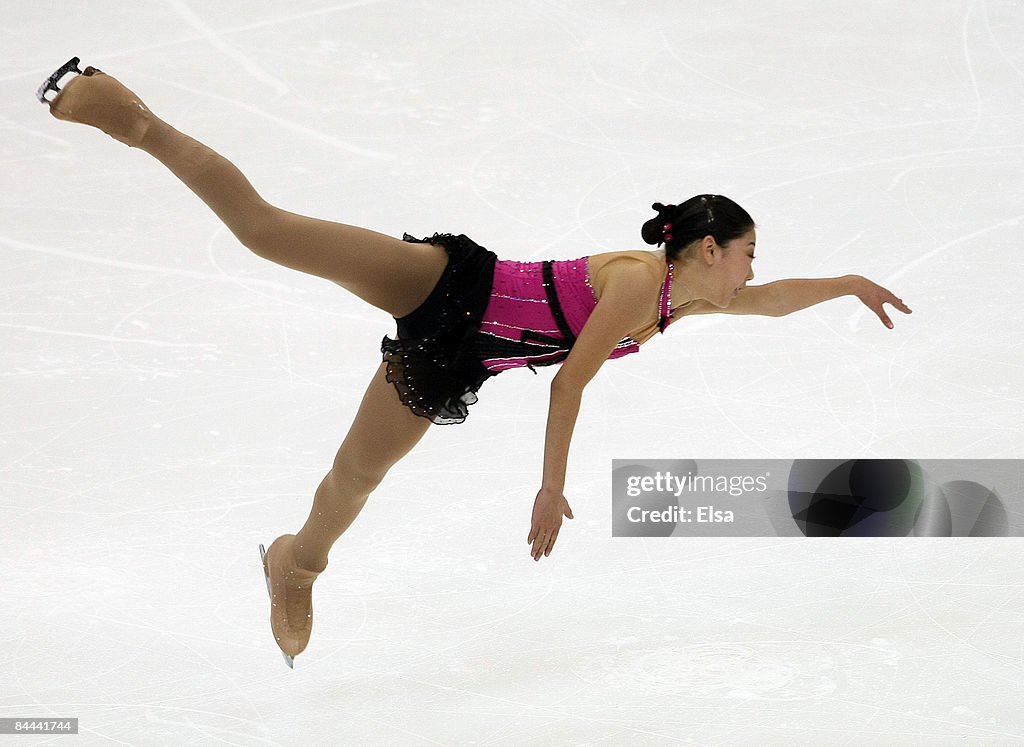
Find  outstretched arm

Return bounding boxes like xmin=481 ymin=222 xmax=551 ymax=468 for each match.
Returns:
xmin=681 ymin=275 xmax=912 ymax=328
xmin=766 ymin=275 xmax=911 ymax=327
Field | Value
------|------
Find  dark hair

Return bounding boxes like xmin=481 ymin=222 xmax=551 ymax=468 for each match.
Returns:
xmin=641 ymin=195 xmax=755 ymax=261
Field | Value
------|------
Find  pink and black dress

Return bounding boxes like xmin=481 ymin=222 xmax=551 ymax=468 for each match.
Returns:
xmin=381 ymin=233 xmax=674 ymax=424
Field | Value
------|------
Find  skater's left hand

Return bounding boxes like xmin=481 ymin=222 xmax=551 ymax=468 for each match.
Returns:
xmin=528 ymin=488 xmax=574 ymax=561
xmin=851 ymin=275 xmax=912 ymax=328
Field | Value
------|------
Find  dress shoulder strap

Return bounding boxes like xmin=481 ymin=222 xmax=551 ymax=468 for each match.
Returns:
xmin=657 ymin=261 xmax=674 ymax=333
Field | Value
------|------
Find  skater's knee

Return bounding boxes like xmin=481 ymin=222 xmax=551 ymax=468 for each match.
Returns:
xmin=233 ymin=203 xmax=289 ymax=258
xmin=329 ymin=454 xmax=388 ymax=497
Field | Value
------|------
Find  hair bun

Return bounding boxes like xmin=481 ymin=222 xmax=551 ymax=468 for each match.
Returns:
xmin=643 ymin=203 xmax=679 ymax=245
xmin=641 ymin=215 xmax=664 ymax=245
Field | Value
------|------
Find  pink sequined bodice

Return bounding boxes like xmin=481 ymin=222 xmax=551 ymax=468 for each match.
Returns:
xmin=474 ymin=256 xmax=674 ymax=373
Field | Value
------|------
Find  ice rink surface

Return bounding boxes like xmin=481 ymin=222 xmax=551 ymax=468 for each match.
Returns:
xmin=2 ymin=0 xmax=1024 ymax=744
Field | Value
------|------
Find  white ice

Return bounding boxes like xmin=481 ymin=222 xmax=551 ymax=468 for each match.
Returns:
xmin=2 ymin=0 xmax=1023 ymax=744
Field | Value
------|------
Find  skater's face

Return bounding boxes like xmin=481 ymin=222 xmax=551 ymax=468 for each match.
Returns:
xmin=708 ymin=229 xmax=757 ymax=307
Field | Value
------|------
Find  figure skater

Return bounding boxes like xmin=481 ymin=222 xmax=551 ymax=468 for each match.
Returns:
xmin=36 ymin=59 xmax=912 ymax=666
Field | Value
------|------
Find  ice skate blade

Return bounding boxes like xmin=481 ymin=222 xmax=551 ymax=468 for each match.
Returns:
xmin=37 ymin=57 xmax=83 ymax=104
xmin=260 ymin=542 xmax=295 ymax=669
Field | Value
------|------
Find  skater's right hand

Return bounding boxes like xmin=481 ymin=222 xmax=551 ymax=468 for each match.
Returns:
xmin=528 ymin=488 xmax=574 ymax=561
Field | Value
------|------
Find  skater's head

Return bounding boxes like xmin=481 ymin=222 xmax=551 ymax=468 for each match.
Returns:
xmin=642 ymin=195 xmax=757 ymax=307
xmin=641 ymin=195 xmax=755 ymax=263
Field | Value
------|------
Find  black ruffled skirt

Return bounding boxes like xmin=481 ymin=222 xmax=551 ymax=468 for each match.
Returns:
xmin=380 ymin=233 xmax=498 ymax=425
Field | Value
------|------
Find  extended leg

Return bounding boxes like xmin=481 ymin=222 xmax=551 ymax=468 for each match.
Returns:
xmin=263 ymin=361 xmax=432 ymax=658
xmin=44 ymin=63 xmax=447 ymax=318
xmin=293 ymin=361 xmax=432 ymax=571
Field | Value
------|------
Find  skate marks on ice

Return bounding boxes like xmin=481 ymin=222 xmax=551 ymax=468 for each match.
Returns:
xmin=576 ymin=640 xmax=843 ymax=702
xmin=165 ymin=2 xmax=290 ymax=96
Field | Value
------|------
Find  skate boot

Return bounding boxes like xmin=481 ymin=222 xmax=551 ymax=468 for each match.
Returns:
xmin=37 ymin=57 xmax=152 ymax=147
xmin=259 ymin=534 xmax=324 ymax=667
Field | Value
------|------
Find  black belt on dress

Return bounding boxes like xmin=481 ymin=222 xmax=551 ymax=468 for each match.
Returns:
xmin=512 ymin=261 xmax=576 ymax=370
xmin=541 ymin=261 xmax=576 ymax=345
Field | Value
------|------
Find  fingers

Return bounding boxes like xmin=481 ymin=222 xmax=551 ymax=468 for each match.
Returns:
xmin=545 ymin=527 xmax=559 ymax=557
xmin=884 ymin=289 xmax=912 ymax=313
xmin=532 ymin=531 xmax=558 ymax=560
xmin=876 ymin=293 xmax=912 ymax=329
xmin=530 ymin=532 xmax=547 ymax=561
xmin=528 ymin=528 xmax=561 ymax=560
xmin=528 ymin=524 xmax=544 ymax=560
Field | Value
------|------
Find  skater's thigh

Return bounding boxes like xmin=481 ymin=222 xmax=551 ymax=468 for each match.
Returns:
xmin=329 ymin=362 xmax=432 ymax=489
xmin=260 ymin=211 xmax=449 ymax=318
